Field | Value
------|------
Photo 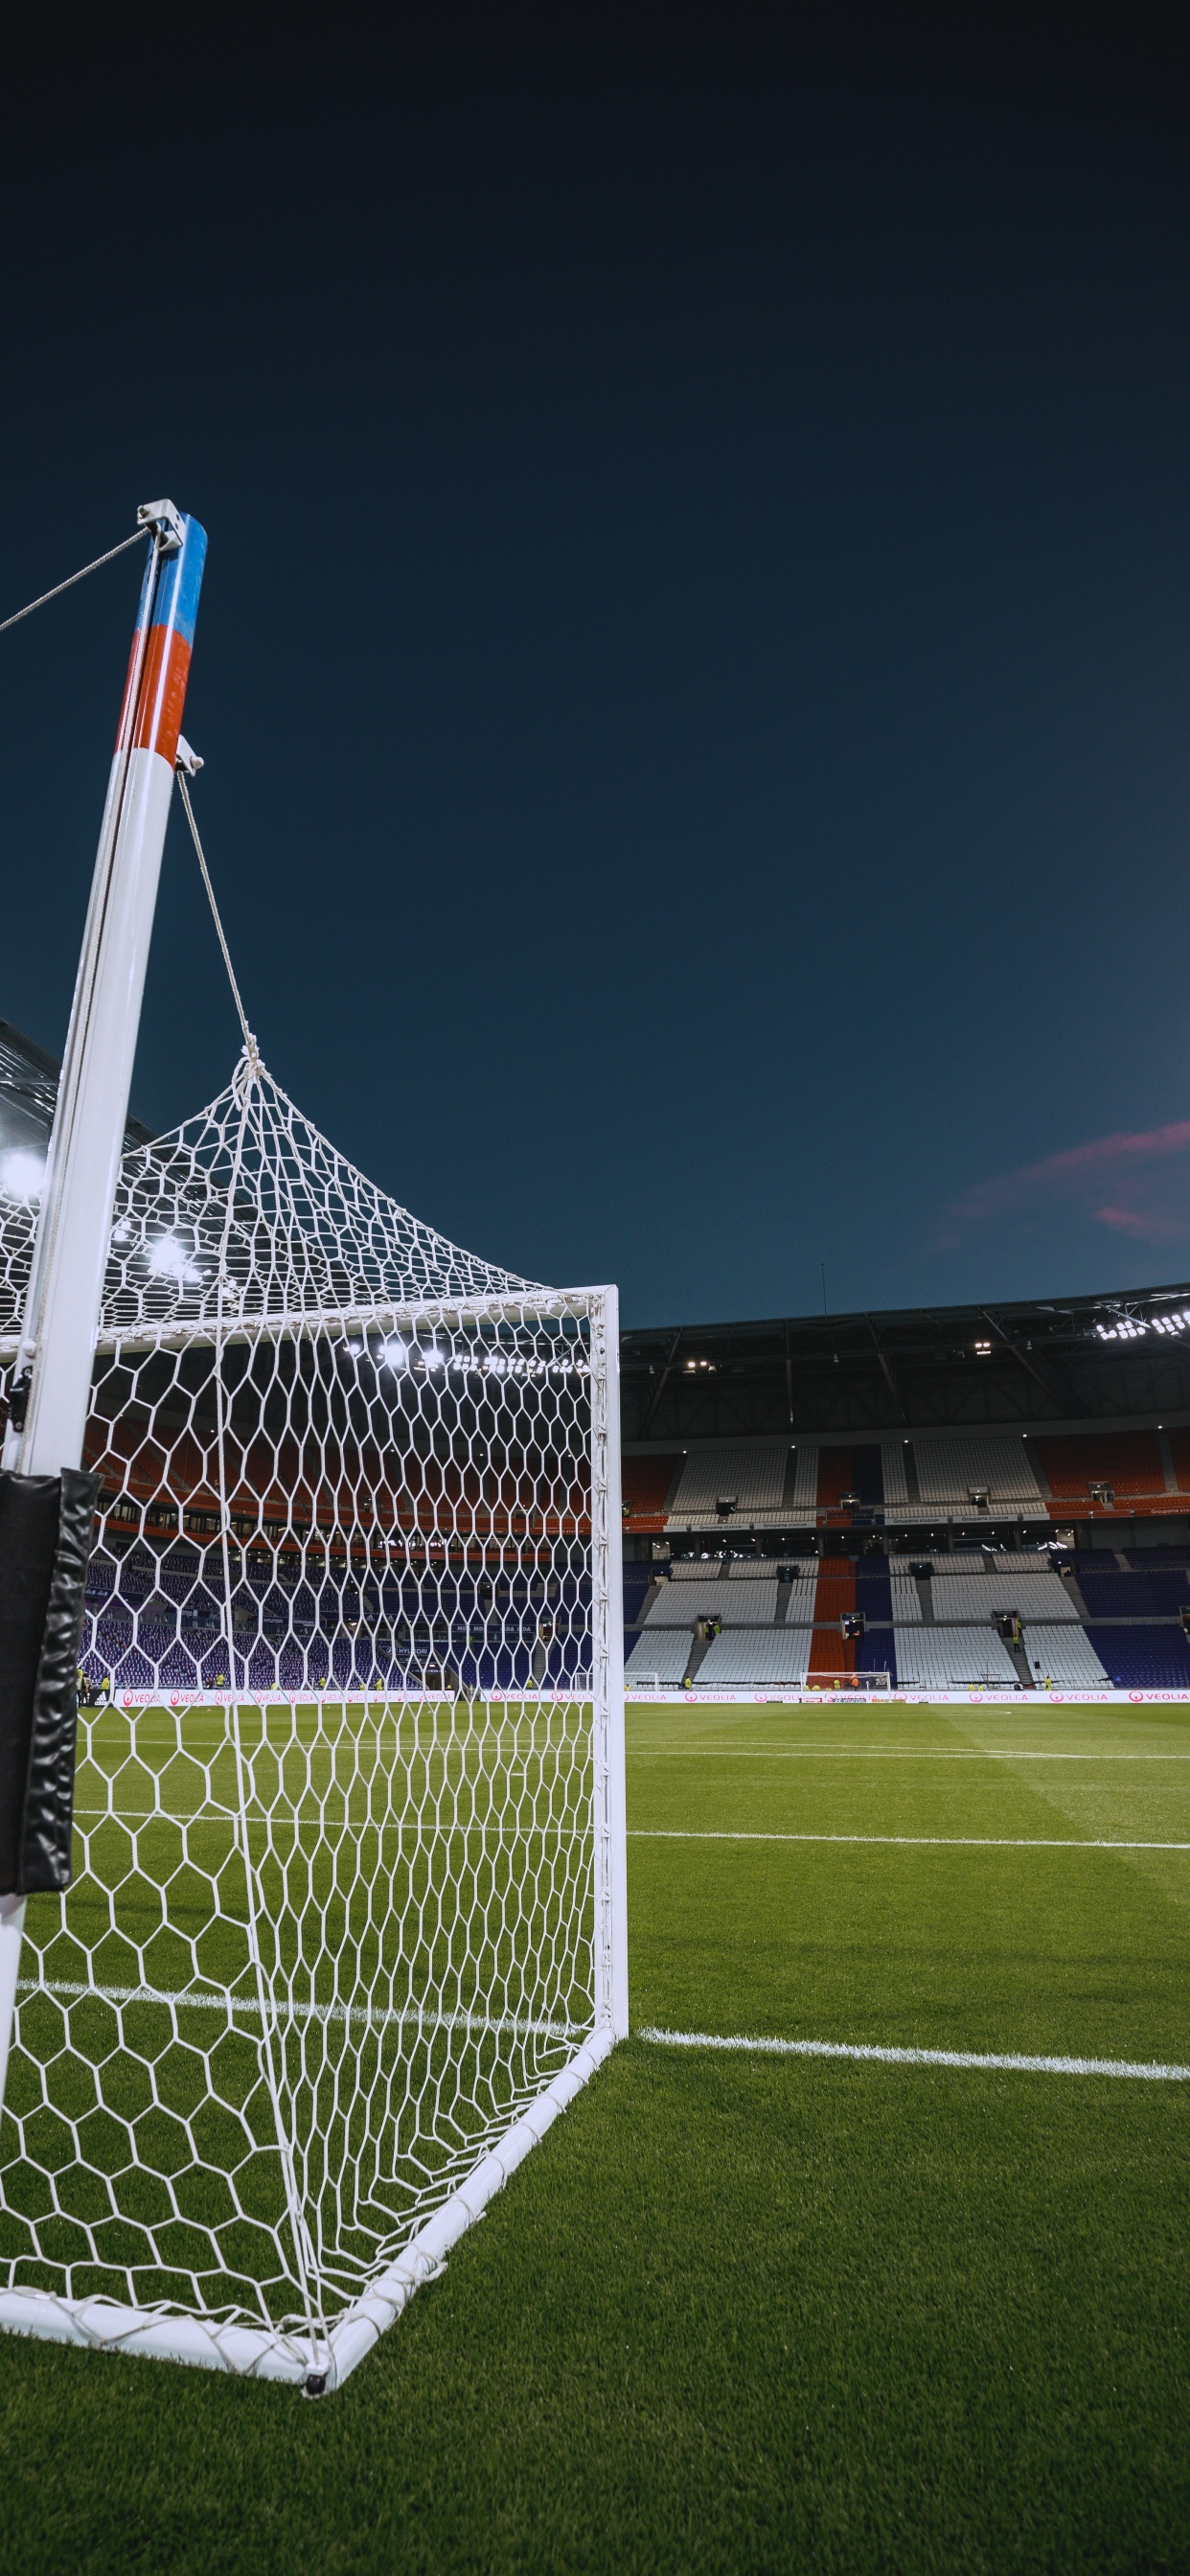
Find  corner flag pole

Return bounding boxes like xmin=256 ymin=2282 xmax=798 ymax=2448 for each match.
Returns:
xmin=0 ymin=500 xmax=207 ymax=2109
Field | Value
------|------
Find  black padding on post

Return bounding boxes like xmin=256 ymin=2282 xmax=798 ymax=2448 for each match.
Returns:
xmin=0 ymin=1473 xmax=61 ymax=1893
xmin=0 ymin=1467 xmax=99 ymax=1895
xmin=21 ymin=1468 xmax=100 ymax=1892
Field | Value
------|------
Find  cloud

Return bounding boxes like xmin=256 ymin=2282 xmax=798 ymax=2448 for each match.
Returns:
xmin=937 ymin=1119 xmax=1190 ymax=1251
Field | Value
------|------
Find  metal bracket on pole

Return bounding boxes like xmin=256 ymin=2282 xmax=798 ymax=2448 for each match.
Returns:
xmin=175 ymin=735 xmax=203 ymax=777
xmin=136 ymin=498 xmax=186 ymax=553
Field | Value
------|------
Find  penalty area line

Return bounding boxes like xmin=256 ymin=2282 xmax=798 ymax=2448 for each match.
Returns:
xmin=639 ymin=2028 xmax=1190 ymax=2081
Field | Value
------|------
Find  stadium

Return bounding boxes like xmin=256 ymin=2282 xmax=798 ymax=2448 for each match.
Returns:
xmin=2 ymin=977 xmax=1190 ymax=2562
xmin=4 ymin=21 xmax=1190 ymax=2560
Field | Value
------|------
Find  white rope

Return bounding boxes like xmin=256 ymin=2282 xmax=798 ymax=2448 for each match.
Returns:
xmin=0 ymin=525 xmax=148 ymax=637
xmin=174 ymin=768 xmax=259 ymax=1067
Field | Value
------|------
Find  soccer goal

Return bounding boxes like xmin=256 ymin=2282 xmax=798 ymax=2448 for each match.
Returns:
xmin=809 ymin=1670 xmax=891 ymax=1694
xmin=0 ymin=1053 xmax=626 ymax=2389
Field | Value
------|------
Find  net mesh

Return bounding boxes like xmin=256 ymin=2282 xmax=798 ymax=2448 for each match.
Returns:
xmin=0 ymin=1050 xmax=610 ymax=2372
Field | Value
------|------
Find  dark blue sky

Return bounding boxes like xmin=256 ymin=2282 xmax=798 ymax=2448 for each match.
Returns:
xmin=2 ymin=10 xmax=1190 ymax=1325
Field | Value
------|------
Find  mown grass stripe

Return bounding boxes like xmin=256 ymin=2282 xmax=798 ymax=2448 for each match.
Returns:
xmin=639 ymin=2028 xmax=1190 ymax=2081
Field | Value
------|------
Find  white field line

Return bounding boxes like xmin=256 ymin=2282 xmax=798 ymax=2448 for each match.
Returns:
xmin=629 ymin=1830 xmax=1190 ymax=1851
xmin=640 ymin=2027 xmax=1190 ymax=2082
xmin=15 ymin=1978 xmax=584 ymax=2042
xmin=73 ymin=1816 xmax=1189 ymax=1852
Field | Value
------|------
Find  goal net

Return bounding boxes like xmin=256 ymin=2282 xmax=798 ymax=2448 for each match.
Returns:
xmin=0 ymin=1048 xmax=625 ymax=2390
xmin=808 ymin=1670 xmax=891 ymax=1693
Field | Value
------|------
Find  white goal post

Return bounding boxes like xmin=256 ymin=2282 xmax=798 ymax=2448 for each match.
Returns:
xmin=0 ymin=1055 xmax=627 ymax=2391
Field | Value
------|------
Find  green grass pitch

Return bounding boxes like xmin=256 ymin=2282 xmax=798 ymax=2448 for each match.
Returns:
xmin=2 ymin=1694 xmax=1189 ymax=2572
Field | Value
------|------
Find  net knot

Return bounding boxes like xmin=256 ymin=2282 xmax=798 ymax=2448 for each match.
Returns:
xmin=234 ymin=1035 xmax=263 ymax=1096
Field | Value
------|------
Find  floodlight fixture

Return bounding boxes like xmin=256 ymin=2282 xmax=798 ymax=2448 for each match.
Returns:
xmin=146 ymin=1234 xmax=201 ymax=1284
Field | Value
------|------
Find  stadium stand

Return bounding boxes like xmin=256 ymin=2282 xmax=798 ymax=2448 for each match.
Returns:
xmin=816 ymin=1444 xmax=883 ymax=1510
xmin=1168 ymin=1429 xmax=1190 ymax=1494
xmin=893 ymin=1552 xmax=989 ymax=1574
xmin=893 ymin=1626 xmax=1019 ymax=1689
xmin=625 ymin=1631 xmax=692 ymax=1686
xmin=1034 ymin=1431 xmax=1174 ymax=1513
xmin=622 ymin=1567 xmax=653 ymax=1627
xmin=932 ymin=1569 xmax=1077 ymax=1622
xmin=620 ymin=1286 xmax=1190 ymax=1685
xmin=1084 ymin=1625 xmax=1190 ymax=1689
xmin=855 ymin=1562 xmax=893 ymax=1622
xmin=779 ymin=1572 xmax=824 ymax=1623
xmin=1020 ymin=1624 xmax=1110 ymax=1690
xmin=910 ymin=1438 xmax=1048 ymax=1516
xmin=786 ymin=1446 xmax=819 ymax=1517
xmin=812 ymin=1558 xmax=856 ymax=1622
xmin=723 ymin=1577 xmax=781 ymax=1623
xmin=881 ymin=1443 xmax=912 ymax=1512
xmin=890 ymin=1568 xmax=924 ymax=1621
xmin=808 ymin=1626 xmax=858 ymax=1679
xmin=640 ymin=1579 xmax=734 ymax=1626
xmin=858 ymin=1630 xmax=898 ymax=1685
xmin=696 ymin=1629 xmax=813 ymax=1688
xmin=665 ymin=1445 xmax=790 ymax=1524
xmin=1076 ymin=1564 xmax=1190 ymax=1619
xmin=622 ymin=1454 xmax=684 ymax=1530
xmin=807 ymin=1561 xmax=859 ymax=1680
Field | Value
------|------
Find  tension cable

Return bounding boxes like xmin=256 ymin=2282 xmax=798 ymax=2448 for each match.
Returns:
xmin=0 ymin=525 xmax=149 ymax=639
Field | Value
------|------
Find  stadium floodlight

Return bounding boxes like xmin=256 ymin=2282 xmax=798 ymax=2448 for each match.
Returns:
xmin=145 ymin=1232 xmax=201 ymax=1283
xmin=0 ymin=1150 xmax=45 ymax=1203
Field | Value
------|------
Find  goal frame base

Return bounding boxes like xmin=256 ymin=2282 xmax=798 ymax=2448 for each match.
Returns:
xmin=0 ymin=2024 xmax=617 ymax=2395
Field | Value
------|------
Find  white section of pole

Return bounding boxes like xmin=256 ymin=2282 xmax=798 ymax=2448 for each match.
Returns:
xmin=0 ymin=517 xmax=196 ymax=2126
xmin=5 ymin=741 xmax=174 ymax=1481
xmin=0 ymin=1896 xmax=24 ymax=2108
xmin=590 ymin=1283 xmax=629 ymax=2041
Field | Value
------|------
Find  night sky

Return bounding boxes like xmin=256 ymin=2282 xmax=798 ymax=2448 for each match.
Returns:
xmin=2 ymin=9 xmax=1189 ymax=1326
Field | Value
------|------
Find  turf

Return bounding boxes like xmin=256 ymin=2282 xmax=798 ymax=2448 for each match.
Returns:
xmin=1 ymin=1696 xmax=1188 ymax=2573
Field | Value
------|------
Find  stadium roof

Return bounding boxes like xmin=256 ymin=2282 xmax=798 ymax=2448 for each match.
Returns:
xmin=622 ymin=1287 xmax=1190 ymax=1445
